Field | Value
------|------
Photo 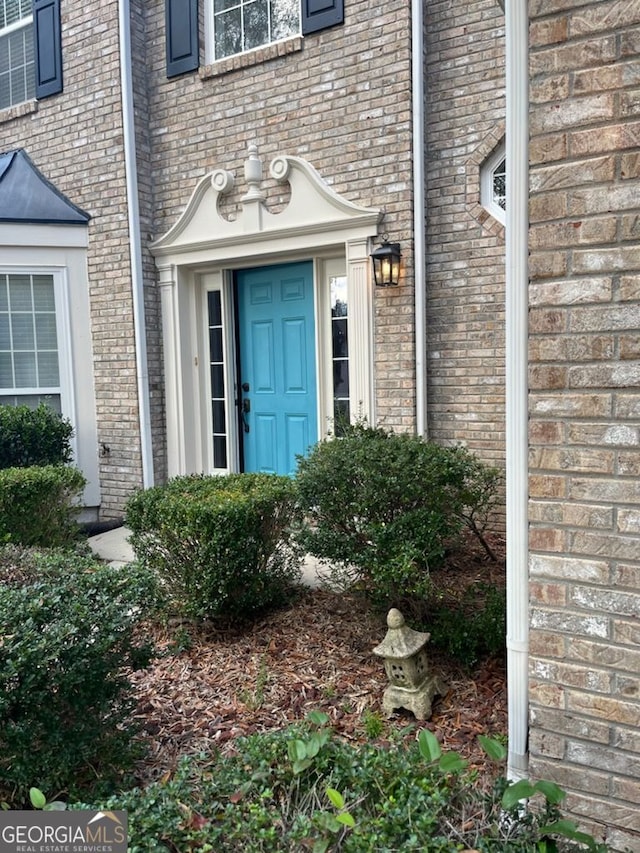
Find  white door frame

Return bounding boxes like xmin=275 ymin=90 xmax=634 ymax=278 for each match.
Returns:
xmin=151 ymin=148 xmax=382 ymax=477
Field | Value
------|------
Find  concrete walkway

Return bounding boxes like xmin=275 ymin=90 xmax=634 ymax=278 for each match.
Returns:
xmin=88 ymin=525 xmax=329 ymax=588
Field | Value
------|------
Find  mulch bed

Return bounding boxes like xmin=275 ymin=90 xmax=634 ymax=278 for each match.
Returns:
xmin=129 ymin=536 xmax=507 ymax=787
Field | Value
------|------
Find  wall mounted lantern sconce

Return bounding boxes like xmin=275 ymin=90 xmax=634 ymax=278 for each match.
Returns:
xmin=370 ymin=240 xmax=402 ymax=287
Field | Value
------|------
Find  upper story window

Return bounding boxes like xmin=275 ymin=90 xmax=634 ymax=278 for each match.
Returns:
xmin=212 ymin=0 xmax=300 ymax=61
xmin=0 ymin=0 xmax=35 ymax=110
xmin=480 ymin=140 xmax=506 ymax=225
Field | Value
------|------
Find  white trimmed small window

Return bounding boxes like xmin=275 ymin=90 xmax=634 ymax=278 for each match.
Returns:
xmin=0 ymin=270 xmax=65 ymax=412
xmin=200 ymin=0 xmax=343 ymax=66
xmin=212 ymin=0 xmax=300 ymax=60
xmin=0 ymin=0 xmax=34 ymax=110
xmin=481 ymin=141 xmax=506 ymax=225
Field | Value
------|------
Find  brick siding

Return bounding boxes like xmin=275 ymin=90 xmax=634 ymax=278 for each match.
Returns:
xmin=528 ymin=1 xmax=640 ymax=847
xmin=424 ymin=0 xmax=507 ymax=483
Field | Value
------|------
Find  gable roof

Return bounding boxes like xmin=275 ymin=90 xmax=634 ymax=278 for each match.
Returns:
xmin=0 ymin=149 xmax=90 ymax=225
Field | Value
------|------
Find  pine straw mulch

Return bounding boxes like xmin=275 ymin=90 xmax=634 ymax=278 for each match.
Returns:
xmin=129 ymin=536 xmax=507 ymax=788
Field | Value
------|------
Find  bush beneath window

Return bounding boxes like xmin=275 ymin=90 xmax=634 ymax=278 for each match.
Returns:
xmin=0 ymin=547 xmax=162 ymax=805
xmin=0 ymin=464 xmax=86 ymax=547
xmin=294 ymin=423 xmax=502 ymax=607
xmin=125 ymin=473 xmax=303 ymax=622
xmin=0 ymin=403 xmax=74 ymax=468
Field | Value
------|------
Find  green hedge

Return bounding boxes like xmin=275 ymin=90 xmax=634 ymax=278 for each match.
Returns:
xmin=79 ymin=715 xmax=605 ymax=852
xmin=294 ymin=423 xmax=502 ymax=607
xmin=126 ymin=473 xmax=302 ymax=621
xmin=0 ymin=403 xmax=73 ymax=468
xmin=0 ymin=465 xmax=86 ymax=547
xmin=0 ymin=548 xmax=162 ymax=804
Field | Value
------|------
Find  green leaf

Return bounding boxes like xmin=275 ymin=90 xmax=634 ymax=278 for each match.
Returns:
xmin=337 ymin=812 xmax=356 ymax=828
xmin=312 ymin=840 xmax=330 ymax=853
xmin=533 ymin=780 xmax=566 ymax=805
xmin=501 ymin=779 xmax=536 ymax=810
xmin=326 ymin=788 xmax=345 ymax=810
xmin=288 ymin=739 xmax=308 ymax=763
xmin=478 ymin=734 xmax=507 ymax=762
xmin=418 ymin=728 xmax=441 ymax=763
xmin=29 ymin=788 xmax=47 ymax=810
xmin=539 ymin=819 xmax=599 ymax=849
xmin=438 ymin=752 xmax=468 ymax=774
xmin=292 ymin=758 xmax=312 ymax=775
xmin=308 ymin=710 xmax=330 ymax=727
xmin=44 ymin=801 xmax=67 ymax=811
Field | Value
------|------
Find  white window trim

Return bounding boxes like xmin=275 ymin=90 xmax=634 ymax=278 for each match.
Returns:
xmin=481 ymin=140 xmax=506 ymax=226
xmin=0 ymin=10 xmax=34 ymax=110
xmin=0 ymin=224 xmax=100 ymax=509
xmin=0 ymin=267 xmax=74 ymax=430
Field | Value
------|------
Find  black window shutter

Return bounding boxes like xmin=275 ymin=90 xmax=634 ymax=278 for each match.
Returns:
xmin=33 ymin=0 xmax=63 ymax=99
xmin=301 ymin=0 xmax=344 ymax=35
xmin=166 ymin=0 xmax=199 ymax=78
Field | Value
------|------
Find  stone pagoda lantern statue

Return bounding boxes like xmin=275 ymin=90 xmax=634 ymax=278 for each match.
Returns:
xmin=373 ymin=608 xmax=446 ymax=720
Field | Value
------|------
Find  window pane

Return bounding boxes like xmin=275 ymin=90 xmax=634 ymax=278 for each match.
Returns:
xmin=212 ymin=400 xmax=226 ymax=433
xmin=493 ymin=158 xmax=506 ymax=210
xmin=244 ymin=0 xmax=269 ymax=51
xmin=33 ymin=275 xmax=56 ymax=310
xmin=333 ymin=360 xmax=349 ymax=397
xmin=214 ymin=0 xmax=238 ymax=12
xmin=332 ymin=318 xmax=348 ymax=358
xmin=207 ymin=289 xmax=222 ymax=326
xmin=0 ymin=352 xmax=12 ymax=387
xmin=213 ymin=435 xmax=227 ymax=469
xmin=215 ymin=7 xmax=242 ymax=59
xmin=11 ymin=313 xmax=34 ymax=349
xmin=8 ymin=275 xmax=31 ymax=310
xmin=13 ymin=351 xmax=36 ymax=385
xmin=209 ymin=327 xmax=223 ymax=362
xmin=38 ymin=351 xmax=59 ymax=386
xmin=0 ymin=276 xmax=7 ymax=310
xmin=35 ymin=313 xmax=58 ymax=349
xmin=211 ymin=363 xmax=225 ymax=398
xmin=271 ymin=0 xmax=298 ymax=40
xmin=0 ymin=314 xmax=9 ymax=349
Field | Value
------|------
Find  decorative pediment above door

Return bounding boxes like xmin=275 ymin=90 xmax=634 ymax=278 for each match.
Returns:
xmin=151 ymin=144 xmax=381 ymax=260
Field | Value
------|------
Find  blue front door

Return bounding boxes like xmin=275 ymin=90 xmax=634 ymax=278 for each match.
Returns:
xmin=237 ymin=262 xmax=317 ymax=475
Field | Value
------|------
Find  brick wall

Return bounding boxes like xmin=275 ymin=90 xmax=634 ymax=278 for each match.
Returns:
xmin=141 ymin=0 xmax=415 ymax=433
xmin=424 ymin=0 xmax=507 ymax=480
xmin=528 ymin=1 xmax=640 ymax=847
xmin=0 ymin=0 xmax=144 ymax=517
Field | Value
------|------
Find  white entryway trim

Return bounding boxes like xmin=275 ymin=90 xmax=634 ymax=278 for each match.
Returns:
xmin=151 ymin=147 xmax=382 ymax=478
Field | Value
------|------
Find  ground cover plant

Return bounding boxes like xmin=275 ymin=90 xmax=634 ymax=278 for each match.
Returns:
xmin=77 ymin=713 xmax=606 ymax=852
xmin=0 ymin=546 xmax=162 ymax=805
xmin=126 ymin=472 xmax=302 ymax=621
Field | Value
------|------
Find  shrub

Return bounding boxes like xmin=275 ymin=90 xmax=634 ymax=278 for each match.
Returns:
xmin=428 ymin=583 xmax=507 ymax=666
xmin=0 ymin=464 xmax=86 ymax=547
xmin=79 ymin=714 xmax=606 ymax=852
xmin=0 ymin=403 xmax=73 ymax=468
xmin=0 ymin=547 xmax=162 ymax=805
xmin=126 ymin=472 xmax=302 ymax=621
xmin=294 ymin=423 xmax=502 ymax=606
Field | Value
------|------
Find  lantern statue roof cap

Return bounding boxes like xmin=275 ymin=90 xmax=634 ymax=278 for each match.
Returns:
xmin=373 ymin=608 xmax=431 ymax=660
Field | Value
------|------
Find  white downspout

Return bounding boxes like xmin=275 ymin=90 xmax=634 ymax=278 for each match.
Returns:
xmin=118 ymin=0 xmax=154 ymax=488
xmin=505 ymin=0 xmax=529 ymax=780
xmin=411 ymin=0 xmax=427 ymax=437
